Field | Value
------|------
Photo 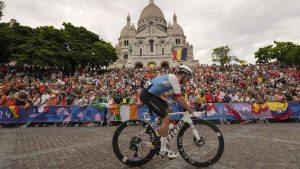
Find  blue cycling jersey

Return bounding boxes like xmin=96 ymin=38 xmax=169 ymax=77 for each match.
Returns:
xmin=148 ymin=74 xmax=182 ymax=97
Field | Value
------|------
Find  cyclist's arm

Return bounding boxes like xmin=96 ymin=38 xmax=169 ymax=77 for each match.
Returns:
xmin=169 ymin=74 xmax=194 ymax=113
xmin=175 ymin=96 xmax=194 ymax=113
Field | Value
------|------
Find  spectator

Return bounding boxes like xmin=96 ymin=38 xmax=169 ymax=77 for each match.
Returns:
xmin=188 ymin=92 xmax=198 ymax=106
xmin=223 ymin=93 xmax=231 ymax=103
xmin=47 ymin=94 xmax=58 ymax=106
xmin=0 ymin=63 xmax=299 ymax=107
xmin=274 ymin=89 xmax=287 ymax=102
xmin=0 ymin=91 xmax=7 ymax=106
xmin=40 ymin=90 xmax=51 ymax=107
xmin=195 ymin=92 xmax=206 ymax=105
xmin=230 ymin=91 xmax=240 ymax=103
xmin=6 ymin=93 xmax=17 ymax=106
xmin=205 ymin=90 xmax=214 ymax=103
xmin=32 ymin=92 xmax=41 ymax=106
xmin=290 ymin=88 xmax=300 ymax=101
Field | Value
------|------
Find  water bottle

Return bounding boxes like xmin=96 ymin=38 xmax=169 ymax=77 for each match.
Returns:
xmin=143 ymin=112 xmax=151 ymax=122
xmin=169 ymin=123 xmax=175 ymax=130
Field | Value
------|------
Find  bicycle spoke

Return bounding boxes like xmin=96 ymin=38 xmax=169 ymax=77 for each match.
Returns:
xmin=114 ymin=122 xmax=155 ymax=162
xmin=180 ymin=123 xmax=222 ymax=164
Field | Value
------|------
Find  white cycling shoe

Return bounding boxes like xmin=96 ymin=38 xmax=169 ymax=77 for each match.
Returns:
xmin=159 ymin=149 xmax=179 ymax=159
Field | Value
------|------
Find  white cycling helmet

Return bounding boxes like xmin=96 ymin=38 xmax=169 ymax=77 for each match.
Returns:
xmin=177 ymin=65 xmax=194 ymax=77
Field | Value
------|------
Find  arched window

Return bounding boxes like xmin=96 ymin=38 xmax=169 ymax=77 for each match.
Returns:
xmin=149 ymin=40 xmax=154 ymax=52
xmin=140 ymin=48 xmax=143 ymax=56
xmin=124 ymin=40 xmax=129 ymax=46
xmin=162 ymin=48 xmax=164 ymax=55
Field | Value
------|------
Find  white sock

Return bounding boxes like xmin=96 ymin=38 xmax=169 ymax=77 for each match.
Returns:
xmin=160 ymin=137 xmax=167 ymax=153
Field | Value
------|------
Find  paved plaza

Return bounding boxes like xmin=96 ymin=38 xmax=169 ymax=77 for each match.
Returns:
xmin=0 ymin=123 xmax=299 ymax=169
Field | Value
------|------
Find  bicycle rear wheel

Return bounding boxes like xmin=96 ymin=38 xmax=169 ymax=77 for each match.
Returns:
xmin=112 ymin=120 xmax=158 ymax=167
xmin=177 ymin=119 xmax=224 ymax=167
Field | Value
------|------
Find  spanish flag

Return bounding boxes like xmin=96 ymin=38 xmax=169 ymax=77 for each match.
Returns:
xmin=172 ymin=48 xmax=187 ymax=61
xmin=251 ymin=103 xmax=268 ymax=114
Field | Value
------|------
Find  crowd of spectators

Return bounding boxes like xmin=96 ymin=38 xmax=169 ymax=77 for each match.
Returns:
xmin=0 ymin=63 xmax=300 ymax=109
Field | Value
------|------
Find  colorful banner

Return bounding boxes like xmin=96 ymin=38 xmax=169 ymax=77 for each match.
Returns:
xmin=0 ymin=106 xmax=105 ymax=123
xmin=0 ymin=102 xmax=299 ymax=123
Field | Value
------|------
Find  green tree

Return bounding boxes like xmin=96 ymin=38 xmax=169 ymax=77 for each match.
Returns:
xmin=12 ymin=26 xmax=68 ymax=67
xmin=255 ymin=41 xmax=300 ymax=68
xmin=61 ymin=22 xmax=117 ymax=70
xmin=212 ymin=46 xmax=235 ymax=66
xmin=254 ymin=45 xmax=273 ymax=63
xmin=232 ymin=56 xmax=247 ymax=65
xmin=0 ymin=21 xmax=117 ymax=72
xmin=0 ymin=22 xmax=34 ymax=64
xmin=0 ymin=1 xmax=4 ymax=20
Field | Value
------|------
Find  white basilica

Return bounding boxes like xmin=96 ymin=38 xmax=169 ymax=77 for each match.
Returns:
xmin=112 ymin=0 xmax=198 ymax=68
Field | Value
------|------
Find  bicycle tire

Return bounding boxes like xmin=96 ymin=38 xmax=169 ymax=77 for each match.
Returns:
xmin=112 ymin=120 xmax=158 ymax=167
xmin=177 ymin=119 xmax=224 ymax=167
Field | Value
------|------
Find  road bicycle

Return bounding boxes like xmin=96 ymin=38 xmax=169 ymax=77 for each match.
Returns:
xmin=112 ymin=107 xmax=224 ymax=167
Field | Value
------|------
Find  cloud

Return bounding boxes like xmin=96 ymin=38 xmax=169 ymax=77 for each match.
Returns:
xmin=2 ymin=0 xmax=300 ymax=64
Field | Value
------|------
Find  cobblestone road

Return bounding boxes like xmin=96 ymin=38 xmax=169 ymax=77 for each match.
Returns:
xmin=0 ymin=123 xmax=299 ymax=169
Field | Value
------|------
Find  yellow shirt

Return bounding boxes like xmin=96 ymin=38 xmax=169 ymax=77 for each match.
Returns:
xmin=196 ymin=95 xmax=206 ymax=104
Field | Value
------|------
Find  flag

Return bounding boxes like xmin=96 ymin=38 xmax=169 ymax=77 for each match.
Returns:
xmin=172 ymin=47 xmax=188 ymax=61
xmin=181 ymin=47 xmax=187 ymax=60
xmin=266 ymin=102 xmax=292 ymax=120
xmin=9 ymin=106 xmax=20 ymax=118
xmin=206 ymin=103 xmax=217 ymax=116
xmin=130 ymin=104 xmax=139 ymax=120
xmin=120 ymin=105 xmax=130 ymax=122
xmin=251 ymin=103 xmax=268 ymax=114
xmin=176 ymin=48 xmax=182 ymax=60
xmin=171 ymin=47 xmax=177 ymax=61
xmin=225 ymin=104 xmax=243 ymax=122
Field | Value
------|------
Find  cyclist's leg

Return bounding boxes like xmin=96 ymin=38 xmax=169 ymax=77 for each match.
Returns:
xmin=140 ymin=90 xmax=178 ymax=158
xmin=159 ymin=105 xmax=172 ymax=140
xmin=159 ymin=107 xmax=171 ymax=154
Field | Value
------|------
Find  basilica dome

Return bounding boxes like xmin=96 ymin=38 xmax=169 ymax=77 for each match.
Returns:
xmin=139 ymin=0 xmax=166 ymax=22
xmin=120 ymin=25 xmax=131 ymax=37
xmin=120 ymin=14 xmax=131 ymax=37
xmin=172 ymin=23 xmax=184 ymax=35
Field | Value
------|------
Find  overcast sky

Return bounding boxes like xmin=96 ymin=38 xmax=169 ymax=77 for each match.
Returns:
xmin=2 ymin=0 xmax=300 ymax=64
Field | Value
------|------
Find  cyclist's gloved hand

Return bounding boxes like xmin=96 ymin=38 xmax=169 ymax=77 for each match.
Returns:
xmin=192 ymin=112 xmax=203 ymax=118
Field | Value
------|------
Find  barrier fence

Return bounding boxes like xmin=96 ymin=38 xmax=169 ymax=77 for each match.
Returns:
xmin=0 ymin=102 xmax=299 ymax=124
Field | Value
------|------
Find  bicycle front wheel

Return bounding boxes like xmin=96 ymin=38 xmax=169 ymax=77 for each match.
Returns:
xmin=112 ymin=120 xmax=158 ymax=167
xmin=177 ymin=119 xmax=224 ymax=167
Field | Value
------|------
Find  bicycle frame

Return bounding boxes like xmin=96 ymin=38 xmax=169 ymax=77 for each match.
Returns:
xmin=141 ymin=111 xmax=203 ymax=143
xmin=166 ymin=111 xmax=201 ymax=143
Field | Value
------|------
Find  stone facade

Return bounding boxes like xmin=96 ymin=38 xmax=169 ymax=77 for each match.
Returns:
xmin=111 ymin=0 xmax=198 ymax=68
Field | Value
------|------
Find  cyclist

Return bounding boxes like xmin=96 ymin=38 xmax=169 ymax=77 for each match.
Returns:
xmin=140 ymin=65 xmax=195 ymax=159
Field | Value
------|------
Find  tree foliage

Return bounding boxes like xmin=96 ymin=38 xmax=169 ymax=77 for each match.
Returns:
xmin=255 ymin=41 xmax=300 ymax=68
xmin=0 ymin=21 xmax=117 ymax=71
xmin=212 ymin=46 xmax=236 ymax=66
xmin=0 ymin=1 xmax=4 ymax=20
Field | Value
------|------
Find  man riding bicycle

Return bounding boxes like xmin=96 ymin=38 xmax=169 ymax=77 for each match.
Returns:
xmin=140 ymin=65 xmax=195 ymax=159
